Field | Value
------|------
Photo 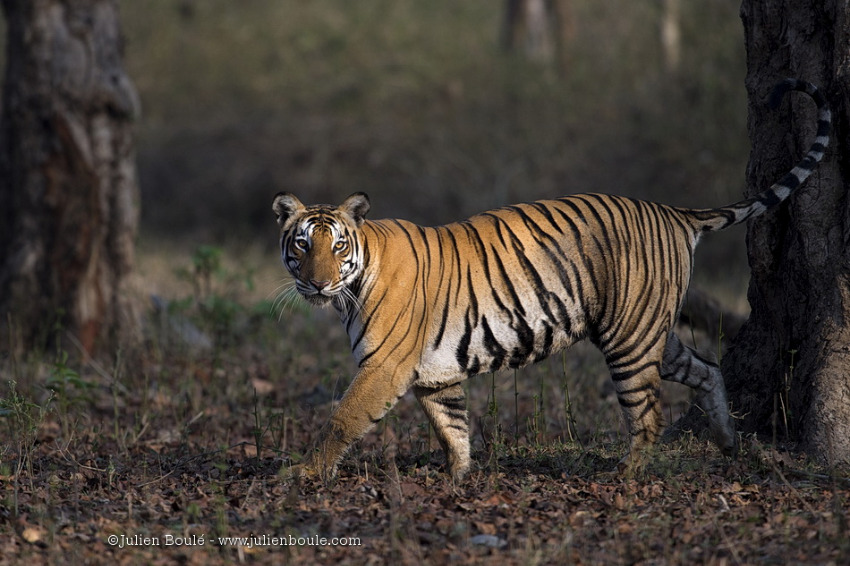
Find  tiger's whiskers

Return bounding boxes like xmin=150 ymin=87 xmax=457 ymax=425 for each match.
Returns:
xmin=335 ymin=286 xmax=364 ymax=317
xmin=270 ymin=280 xmax=301 ymax=320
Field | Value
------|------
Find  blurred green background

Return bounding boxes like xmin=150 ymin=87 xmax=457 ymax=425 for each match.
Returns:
xmin=7 ymin=0 xmax=753 ymax=296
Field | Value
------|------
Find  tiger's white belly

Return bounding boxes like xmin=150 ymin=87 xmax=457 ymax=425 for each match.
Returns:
xmin=414 ymin=299 xmax=587 ymax=388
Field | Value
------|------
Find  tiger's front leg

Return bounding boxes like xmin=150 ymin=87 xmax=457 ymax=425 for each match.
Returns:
xmin=414 ymin=383 xmax=471 ymax=481
xmin=293 ymin=366 xmax=411 ymax=480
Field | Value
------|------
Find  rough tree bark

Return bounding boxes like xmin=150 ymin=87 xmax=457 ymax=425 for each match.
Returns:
xmin=721 ymin=1 xmax=850 ymax=465
xmin=0 ymin=0 xmax=140 ymax=355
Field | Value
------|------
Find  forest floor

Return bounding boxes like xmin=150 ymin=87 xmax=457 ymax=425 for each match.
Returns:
xmin=3 ymin=2 xmax=847 ymax=564
xmin=1 ymin=244 xmax=849 ymax=566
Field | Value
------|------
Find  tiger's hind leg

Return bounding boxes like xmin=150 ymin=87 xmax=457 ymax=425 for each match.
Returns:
xmin=601 ymin=339 xmax=666 ymax=473
xmin=661 ymin=333 xmax=737 ymax=456
xmin=414 ymin=383 xmax=471 ymax=481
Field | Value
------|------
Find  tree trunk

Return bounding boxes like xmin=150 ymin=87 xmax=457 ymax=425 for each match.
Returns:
xmin=661 ymin=0 xmax=681 ymax=73
xmin=0 ymin=0 xmax=140 ymax=356
xmin=722 ymin=1 xmax=850 ymax=465
xmin=549 ymin=0 xmax=574 ymax=76
xmin=501 ymin=0 xmax=573 ymax=73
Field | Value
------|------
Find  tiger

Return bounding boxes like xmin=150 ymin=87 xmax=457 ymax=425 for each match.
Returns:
xmin=272 ymin=78 xmax=830 ymax=481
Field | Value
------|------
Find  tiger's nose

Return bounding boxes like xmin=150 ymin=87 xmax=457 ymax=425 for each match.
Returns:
xmin=310 ymin=279 xmax=330 ymax=290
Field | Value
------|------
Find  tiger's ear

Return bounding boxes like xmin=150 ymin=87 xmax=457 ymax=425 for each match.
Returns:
xmin=339 ymin=192 xmax=370 ymax=227
xmin=273 ymin=193 xmax=304 ymax=227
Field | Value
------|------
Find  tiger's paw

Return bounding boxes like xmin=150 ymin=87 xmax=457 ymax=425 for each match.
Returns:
xmin=695 ymin=384 xmax=738 ymax=458
xmin=280 ymin=457 xmax=338 ymax=483
xmin=279 ymin=462 xmax=316 ymax=481
xmin=446 ymin=450 xmax=472 ymax=483
xmin=709 ymin=419 xmax=738 ymax=458
xmin=616 ymin=450 xmax=651 ymax=479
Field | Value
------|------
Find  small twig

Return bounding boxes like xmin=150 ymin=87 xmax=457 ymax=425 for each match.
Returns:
xmin=783 ymin=467 xmax=850 ymax=488
xmin=186 ymin=411 xmax=205 ymax=427
xmin=134 ymin=442 xmax=246 ymax=488
xmin=709 ymin=511 xmax=744 ymax=566
xmin=64 ymin=332 xmax=129 ymax=392
xmin=239 ymin=477 xmax=257 ymax=511
xmin=54 ymin=431 xmax=109 ymax=473
xmin=57 ymin=448 xmax=108 ymax=473
xmin=131 ymin=419 xmax=150 ymax=445
xmin=754 ymin=443 xmax=820 ymax=516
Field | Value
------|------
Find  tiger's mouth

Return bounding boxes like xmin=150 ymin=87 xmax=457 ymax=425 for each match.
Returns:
xmin=303 ymin=292 xmax=334 ymax=306
xmin=294 ymin=277 xmax=339 ymax=306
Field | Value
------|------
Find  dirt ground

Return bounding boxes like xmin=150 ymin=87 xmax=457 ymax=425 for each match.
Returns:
xmin=2 ymin=265 xmax=848 ymax=565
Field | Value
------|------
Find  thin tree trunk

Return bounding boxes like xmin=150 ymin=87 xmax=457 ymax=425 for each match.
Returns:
xmin=502 ymin=0 xmax=573 ymax=72
xmin=0 ymin=0 xmax=140 ymax=355
xmin=550 ymin=0 xmax=574 ymax=76
xmin=721 ymin=1 xmax=850 ymax=465
xmin=661 ymin=0 xmax=681 ymax=73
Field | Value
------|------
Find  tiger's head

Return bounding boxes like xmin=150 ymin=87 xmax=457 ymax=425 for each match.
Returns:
xmin=272 ymin=192 xmax=370 ymax=307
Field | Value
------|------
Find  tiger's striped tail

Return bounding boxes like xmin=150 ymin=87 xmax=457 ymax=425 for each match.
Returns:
xmin=691 ymin=78 xmax=831 ymax=232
